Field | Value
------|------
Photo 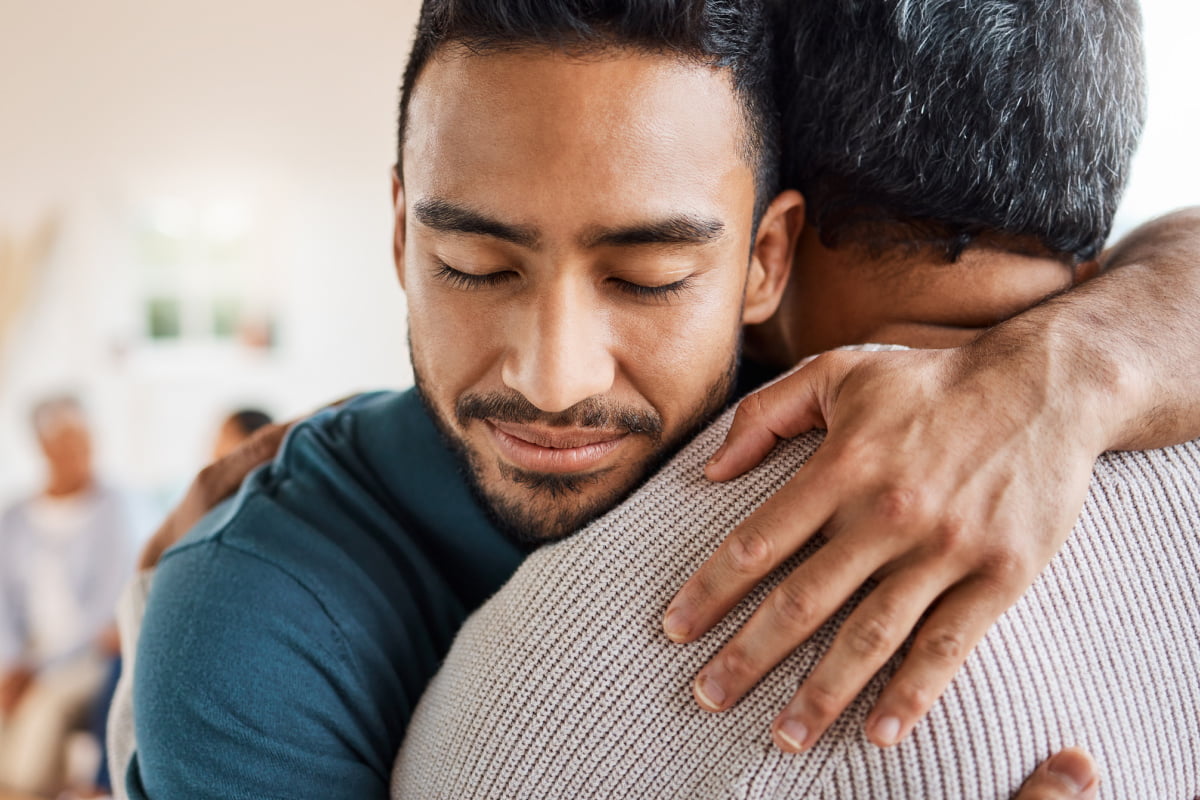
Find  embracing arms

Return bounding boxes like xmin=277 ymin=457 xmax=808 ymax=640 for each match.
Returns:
xmin=664 ymin=207 xmax=1200 ymax=751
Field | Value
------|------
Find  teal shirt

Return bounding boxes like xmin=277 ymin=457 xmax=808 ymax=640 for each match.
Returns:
xmin=127 ymin=390 xmax=524 ymax=799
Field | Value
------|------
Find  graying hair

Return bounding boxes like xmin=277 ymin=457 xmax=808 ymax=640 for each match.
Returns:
xmin=31 ymin=394 xmax=85 ymax=435
xmin=775 ymin=0 xmax=1146 ymax=262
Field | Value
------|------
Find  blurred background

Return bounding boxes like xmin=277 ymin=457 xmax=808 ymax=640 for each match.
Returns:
xmin=0 ymin=1 xmax=1196 ymax=796
xmin=1 ymin=1 xmax=421 ymax=509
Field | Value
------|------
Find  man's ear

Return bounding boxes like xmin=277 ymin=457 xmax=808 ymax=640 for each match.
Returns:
xmin=742 ymin=190 xmax=805 ymax=325
xmin=392 ymin=167 xmax=408 ymax=290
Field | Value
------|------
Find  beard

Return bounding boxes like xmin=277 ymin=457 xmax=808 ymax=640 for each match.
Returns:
xmin=412 ymin=352 xmax=738 ymax=549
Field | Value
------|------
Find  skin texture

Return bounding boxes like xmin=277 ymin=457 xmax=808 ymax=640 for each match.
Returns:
xmin=665 ymin=208 xmax=1200 ymax=753
xmin=746 ymin=226 xmax=1093 ymax=361
xmin=393 ymin=48 xmax=799 ymax=542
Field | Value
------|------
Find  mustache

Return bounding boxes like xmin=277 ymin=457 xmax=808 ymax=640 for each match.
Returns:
xmin=456 ymin=391 xmax=664 ymax=440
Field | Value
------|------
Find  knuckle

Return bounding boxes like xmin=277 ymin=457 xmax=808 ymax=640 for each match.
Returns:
xmin=873 ymin=486 xmax=928 ymax=526
xmin=719 ymin=644 xmax=756 ymax=681
xmin=803 ymin=681 xmax=843 ymax=720
xmin=918 ymin=628 xmax=967 ymax=664
xmin=889 ymin=678 xmax=935 ymax=717
xmin=979 ymin=546 xmax=1031 ymax=587
xmin=724 ymin=524 xmax=775 ymax=576
xmin=815 ymin=349 xmax=854 ymax=373
xmin=844 ymin=614 xmax=897 ymax=660
xmin=736 ymin=390 xmax=769 ymax=425
xmin=771 ymin=581 xmax=818 ymax=629
xmin=931 ymin=514 xmax=970 ymax=553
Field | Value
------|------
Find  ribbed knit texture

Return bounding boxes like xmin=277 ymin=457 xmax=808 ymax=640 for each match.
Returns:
xmin=394 ymin=376 xmax=1200 ymax=798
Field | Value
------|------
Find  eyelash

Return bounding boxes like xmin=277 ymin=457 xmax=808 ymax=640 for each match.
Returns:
xmin=434 ymin=262 xmax=513 ymax=290
xmin=614 ymin=277 xmax=692 ymax=299
xmin=434 ymin=261 xmax=693 ymax=300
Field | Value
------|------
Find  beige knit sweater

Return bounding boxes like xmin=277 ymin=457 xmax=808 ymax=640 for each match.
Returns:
xmin=393 ymin=368 xmax=1200 ymax=798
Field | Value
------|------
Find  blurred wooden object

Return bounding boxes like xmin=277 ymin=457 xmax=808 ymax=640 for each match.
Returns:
xmin=0 ymin=213 xmax=58 ymax=359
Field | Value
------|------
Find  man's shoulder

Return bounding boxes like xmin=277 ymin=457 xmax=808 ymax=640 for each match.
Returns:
xmin=161 ymin=386 xmax=519 ymax=612
xmin=166 ymin=390 xmax=419 ymax=563
xmin=130 ymin=388 xmax=498 ymax=797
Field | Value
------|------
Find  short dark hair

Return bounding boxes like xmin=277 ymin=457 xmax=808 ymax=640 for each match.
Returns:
xmin=397 ymin=0 xmax=780 ymax=223
xmin=775 ymin=0 xmax=1146 ymax=262
xmin=227 ymin=408 xmax=274 ymax=438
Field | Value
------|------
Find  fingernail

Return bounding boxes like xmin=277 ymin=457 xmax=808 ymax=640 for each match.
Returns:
xmin=663 ymin=608 xmax=692 ymax=642
xmin=871 ymin=716 xmax=901 ymax=746
xmin=694 ymin=674 xmax=727 ymax=711
xmin=775 ymin=718 xmax=808 ymax=751
xmin=706 ymin=443 xmax=727 ymax=470
xmin=1047 ymin=750 xmax=1094 ymax=792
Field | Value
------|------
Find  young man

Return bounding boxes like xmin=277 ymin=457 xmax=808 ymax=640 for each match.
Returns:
xmin=391 ymin=0 xmax=1198 ymax=795
xmin=121 ymin=0 xmax=1200 ymax=797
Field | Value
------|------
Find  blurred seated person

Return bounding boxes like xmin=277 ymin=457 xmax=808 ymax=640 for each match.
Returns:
xmin=0 ymin=395 xmax=137 ymax=797
xmin=211 ymin=408 xmax=274 ymax=462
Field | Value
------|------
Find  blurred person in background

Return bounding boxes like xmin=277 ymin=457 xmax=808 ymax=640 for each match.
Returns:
xmin=72 ymin=406 xmax=274 ymax=800
xmin=210 ymin=408 xmax=274 ymax=462
xmin=0 ymin=395 xmax=137 ymax=798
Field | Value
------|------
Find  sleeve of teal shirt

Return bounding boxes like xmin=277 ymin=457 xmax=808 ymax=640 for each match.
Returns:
xmin=126 ymin=538 xmax=387 ymax=800
xmin=122 ymin=391 xmax=523 ymax=799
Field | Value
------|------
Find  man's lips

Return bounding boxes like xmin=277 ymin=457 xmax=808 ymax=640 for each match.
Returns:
xmin=485 ymin=420 xmax=628 ymax=474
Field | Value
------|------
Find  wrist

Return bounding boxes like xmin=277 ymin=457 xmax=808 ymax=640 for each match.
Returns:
xmin=967 ymin=305 xmax=1143 ymax=456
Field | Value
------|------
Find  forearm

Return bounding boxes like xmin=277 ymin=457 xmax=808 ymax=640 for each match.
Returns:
xmin=974 ymin=207 xmax=1200 ymax=452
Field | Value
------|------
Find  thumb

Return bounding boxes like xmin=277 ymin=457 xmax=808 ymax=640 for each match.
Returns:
xmin=1014 ymin=749 xmax=1099 ymax=800
xmin=705 ymin=358 xmax=832 ymax=482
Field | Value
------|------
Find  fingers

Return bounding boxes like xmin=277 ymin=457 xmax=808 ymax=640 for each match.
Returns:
xmin=1014 ymin=749 xmax=1099 ymax=800
xmin=863 ymin=575 xmax=1015 ymax=747
xmin=209 ymin=422 xmax=292 ymax=493
xmin=688 ymin=530 xmax=897 ymax=714
xmin=664 ymin=455 xmax=840 ymax=643
xmin=770 ymin=569 xmax=950 ymax=752
xmin=705 ymin=356 xmax=841 ymax=482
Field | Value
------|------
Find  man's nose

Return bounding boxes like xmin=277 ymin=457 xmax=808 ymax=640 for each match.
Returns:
xmin=501 ymin=286 xmax=616 ymax=414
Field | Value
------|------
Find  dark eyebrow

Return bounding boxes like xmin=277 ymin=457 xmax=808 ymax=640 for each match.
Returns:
xmin=582 ymin=215 xmax=726 ymax=249
xmin=412 ymin=198 xmax=540 ymax=249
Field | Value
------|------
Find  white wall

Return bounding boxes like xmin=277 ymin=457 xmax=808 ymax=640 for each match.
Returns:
xmin=0 ymin=0 xmax=422 ymax=505
xmin=1 ymin=0 xmax=1197 ymax=506
xmin=1112 ymin=1 xmax=1200 ymax=235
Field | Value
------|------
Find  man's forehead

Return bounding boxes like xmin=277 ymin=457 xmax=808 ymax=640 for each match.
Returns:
xmin=402 ymin=46 xmax=756 ymax=240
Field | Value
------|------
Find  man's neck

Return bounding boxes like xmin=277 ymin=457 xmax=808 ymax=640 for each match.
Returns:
xmin=44 ymin=473 xmax=93 ymax=499
xmin=746 ymin=225 xmax=1080 ymax=367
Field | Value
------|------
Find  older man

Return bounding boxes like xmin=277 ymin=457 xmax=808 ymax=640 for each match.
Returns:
xmin=0 ymin=396 xmax=136 ymax=797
